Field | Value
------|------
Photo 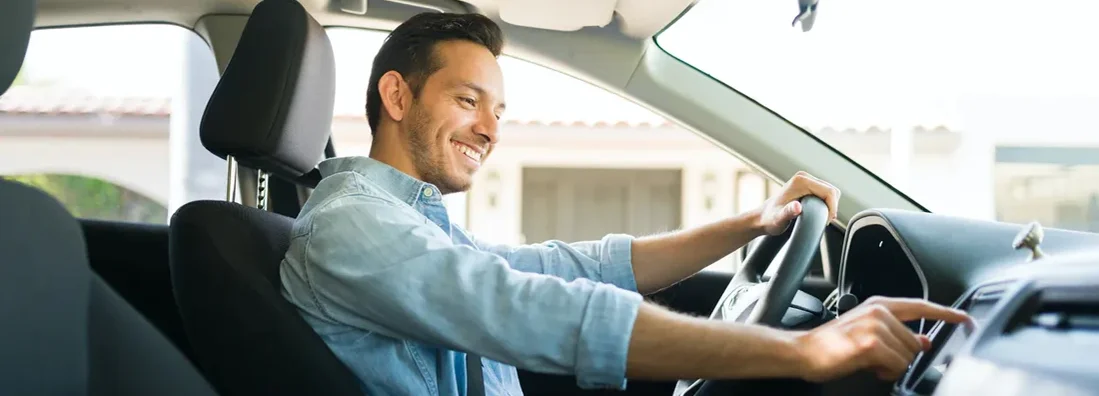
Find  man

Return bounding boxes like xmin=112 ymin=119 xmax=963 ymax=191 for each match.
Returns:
xmin=280 ymin=12 xmax=969 ymax=395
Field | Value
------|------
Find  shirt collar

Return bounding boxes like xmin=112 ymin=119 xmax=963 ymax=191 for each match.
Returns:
xmin=317 ymin=156 xmax=443 ymax=206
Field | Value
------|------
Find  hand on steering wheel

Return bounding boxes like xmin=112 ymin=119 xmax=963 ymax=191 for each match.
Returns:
xmin=673 ymin=194 xmax=831 ymax=395
xmin=725 ymin=194 xmax=831 ymax=326
xmin=758 ymin=171 xmax=840 ymax=236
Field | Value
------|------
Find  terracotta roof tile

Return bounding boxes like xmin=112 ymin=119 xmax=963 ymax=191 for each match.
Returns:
xmin=0 ymin=86 xmax=171 ymax=117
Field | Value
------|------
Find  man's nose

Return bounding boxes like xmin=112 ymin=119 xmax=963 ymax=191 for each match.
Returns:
xmin=473 ymin=110 xmax=499 ymax=144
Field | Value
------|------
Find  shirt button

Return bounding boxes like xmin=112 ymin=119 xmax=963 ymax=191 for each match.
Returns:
xmin=423 ymin=188 xmax=434 ymax=197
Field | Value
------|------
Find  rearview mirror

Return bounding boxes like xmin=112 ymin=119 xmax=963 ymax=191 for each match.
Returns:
xmin=792 ymin=0 xmax=820 ymax=32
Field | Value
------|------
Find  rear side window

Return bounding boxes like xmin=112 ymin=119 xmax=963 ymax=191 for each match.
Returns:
xmin=0 ymin=24 xmax=222 ymax=224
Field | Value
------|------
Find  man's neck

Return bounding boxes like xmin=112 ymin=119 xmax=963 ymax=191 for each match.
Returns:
xmin=368 ymin=130 xmax=422 ymax=182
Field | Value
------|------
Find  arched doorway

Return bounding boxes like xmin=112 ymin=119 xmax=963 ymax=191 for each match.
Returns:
xmin=4 ymin=173 xmax=168 ymax=224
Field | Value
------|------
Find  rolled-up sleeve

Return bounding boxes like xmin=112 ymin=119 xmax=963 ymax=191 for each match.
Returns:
xmin=301 ymin=194 xmax=642 ymax=389
xmin=471 ymin=234 xmax=638 ymax=293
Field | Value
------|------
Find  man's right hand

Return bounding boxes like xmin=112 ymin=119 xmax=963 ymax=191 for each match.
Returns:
xmin=793 ymin=296 xmax=971 ymax=382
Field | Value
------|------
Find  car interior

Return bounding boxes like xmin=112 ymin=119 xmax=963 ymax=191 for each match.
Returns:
xmin=3 ymin=0 xmax=1099 ymax=395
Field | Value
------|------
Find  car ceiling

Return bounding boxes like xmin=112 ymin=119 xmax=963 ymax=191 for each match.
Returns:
xmin=33 ymin=0 xmax=696 ymax=39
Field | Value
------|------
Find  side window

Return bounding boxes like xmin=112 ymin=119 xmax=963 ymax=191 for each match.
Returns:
xmin=0 ymin=25 xmax=222 ymax=224
xmin=325 ymin=28 xmax=778 ymax=272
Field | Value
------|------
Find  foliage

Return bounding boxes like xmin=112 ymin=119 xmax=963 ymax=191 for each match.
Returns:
xmin=3 ymin=174 xmax=167 ymax=223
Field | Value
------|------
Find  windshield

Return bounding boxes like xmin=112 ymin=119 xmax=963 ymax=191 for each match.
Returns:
xmin=657 ymin=0 xmax=1099 ymax=232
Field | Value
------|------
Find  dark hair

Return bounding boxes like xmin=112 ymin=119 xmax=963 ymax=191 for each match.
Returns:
xmin=365 ymin=12 xmax=504 ymax=134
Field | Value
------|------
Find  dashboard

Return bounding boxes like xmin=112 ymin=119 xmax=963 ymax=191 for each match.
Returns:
xmin=834 ymin=209 xmax=1099 ymax=396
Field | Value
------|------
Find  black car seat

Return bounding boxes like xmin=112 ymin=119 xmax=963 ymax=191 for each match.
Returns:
xmin=167 ymin=0 xmax=362 ymax=395
xmin=0 ymin=2 xmax=217 ymax=395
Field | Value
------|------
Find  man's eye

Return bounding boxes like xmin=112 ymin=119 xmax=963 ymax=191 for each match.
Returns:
xmin=459 ymin=97 xmax=476 ymax=106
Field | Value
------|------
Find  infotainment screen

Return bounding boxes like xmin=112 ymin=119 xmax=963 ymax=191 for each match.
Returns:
xmin=903 ymin=283 xmax=1008 ymax=395
xmin=913 ymin=316 xmax=977 ymax=388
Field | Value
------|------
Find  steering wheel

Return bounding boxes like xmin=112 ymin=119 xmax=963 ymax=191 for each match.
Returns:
xmin=673 ymin=196 xmax=831 ymax=396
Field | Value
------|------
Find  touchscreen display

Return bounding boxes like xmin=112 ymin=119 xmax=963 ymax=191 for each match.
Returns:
xmin=906 ymin=289 xmax=1002 ymax=394
xmin=920 ymin=317 xmax=977 ymax=380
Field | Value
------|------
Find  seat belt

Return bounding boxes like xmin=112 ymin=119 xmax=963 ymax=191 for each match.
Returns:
xmin=467 ymin=353 xmax=485 ymax=396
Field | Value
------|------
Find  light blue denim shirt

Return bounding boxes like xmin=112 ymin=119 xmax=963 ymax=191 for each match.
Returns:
xmin=280 ymin=156 xmax=644 ymax=396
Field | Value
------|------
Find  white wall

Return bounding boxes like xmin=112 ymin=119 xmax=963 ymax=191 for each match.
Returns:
xmin=0 ymin=134 xmax=170 ymax=205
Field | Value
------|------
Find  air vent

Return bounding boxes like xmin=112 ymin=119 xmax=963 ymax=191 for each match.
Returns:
xmin=1029 ymin=311 xmax=1099 ymax=331
xmin=1004 ymin=285 xmax=1099 ymax=334
xmin=963 ymin=282 xmax=1012 ymax=324
xmin=971 ymin=283 xmax=1008 ymax=301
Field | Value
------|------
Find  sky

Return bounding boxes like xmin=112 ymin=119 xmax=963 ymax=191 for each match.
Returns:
xmin=17 ymin=0 xmax=1099 ymax=138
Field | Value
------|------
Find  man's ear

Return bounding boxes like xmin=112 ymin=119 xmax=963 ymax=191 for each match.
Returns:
xmin=377 ymin=70 xmax=410 ymax=123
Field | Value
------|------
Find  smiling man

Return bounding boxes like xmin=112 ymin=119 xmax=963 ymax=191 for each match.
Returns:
xmin=279 ymin=12 xmax=969 ymax=396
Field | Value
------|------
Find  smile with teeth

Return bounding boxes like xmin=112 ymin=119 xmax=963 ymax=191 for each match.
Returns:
xmin=452 ymin=141 xmax=483 ymax=163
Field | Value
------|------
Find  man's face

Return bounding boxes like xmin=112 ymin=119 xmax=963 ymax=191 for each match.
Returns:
xmin=401 ymin=40 xmax=505 ymax=194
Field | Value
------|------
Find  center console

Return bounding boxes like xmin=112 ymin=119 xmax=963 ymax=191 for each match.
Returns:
xmin=893 ymin=264 xmax=1099 ymax=396
xmin=897 ymin=280 xmax=1011 ymax=395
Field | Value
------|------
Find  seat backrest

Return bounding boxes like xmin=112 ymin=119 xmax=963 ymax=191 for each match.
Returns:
xmin=169 ymin=1 xmax=362 ymax=394
xmin=170 ymin=202 xmax=362 ymax=395
xmin=0 ymin=182 xmax=218 ymax=396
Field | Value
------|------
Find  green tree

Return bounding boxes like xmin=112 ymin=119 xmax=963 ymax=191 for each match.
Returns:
xmin=12 ymin=67 xmax=27 ymax=86
xmin=4 ymin=174 xmax=168 ymax=223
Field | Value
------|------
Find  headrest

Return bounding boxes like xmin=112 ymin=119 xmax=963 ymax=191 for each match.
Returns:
xmin=0 ymin=0 xmax=35 ymax=95
xmin=200 ymin=0 xmax=335 ymax=185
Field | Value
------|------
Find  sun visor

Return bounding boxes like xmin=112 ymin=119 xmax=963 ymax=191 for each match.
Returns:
xmin=498 ymin=0 xmax=617 ymax=32
xmin=494 ymin=0 xmax=697 ymax=38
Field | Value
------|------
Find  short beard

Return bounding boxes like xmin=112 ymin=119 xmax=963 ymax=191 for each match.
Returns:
xmin=405 ymin=104 xmax=471 ymax=194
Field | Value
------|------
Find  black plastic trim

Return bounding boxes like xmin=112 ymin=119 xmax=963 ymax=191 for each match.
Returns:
xmin=838 ymin=211 xmax=930 ymax=331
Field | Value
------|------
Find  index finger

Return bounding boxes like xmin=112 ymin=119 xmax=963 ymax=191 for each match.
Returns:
xmin=875 ymin=298 xmax=971 ymax=323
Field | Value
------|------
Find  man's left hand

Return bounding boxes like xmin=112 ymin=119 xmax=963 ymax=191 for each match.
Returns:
xmin=758 ymin=171 xmax=840 ymax=236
